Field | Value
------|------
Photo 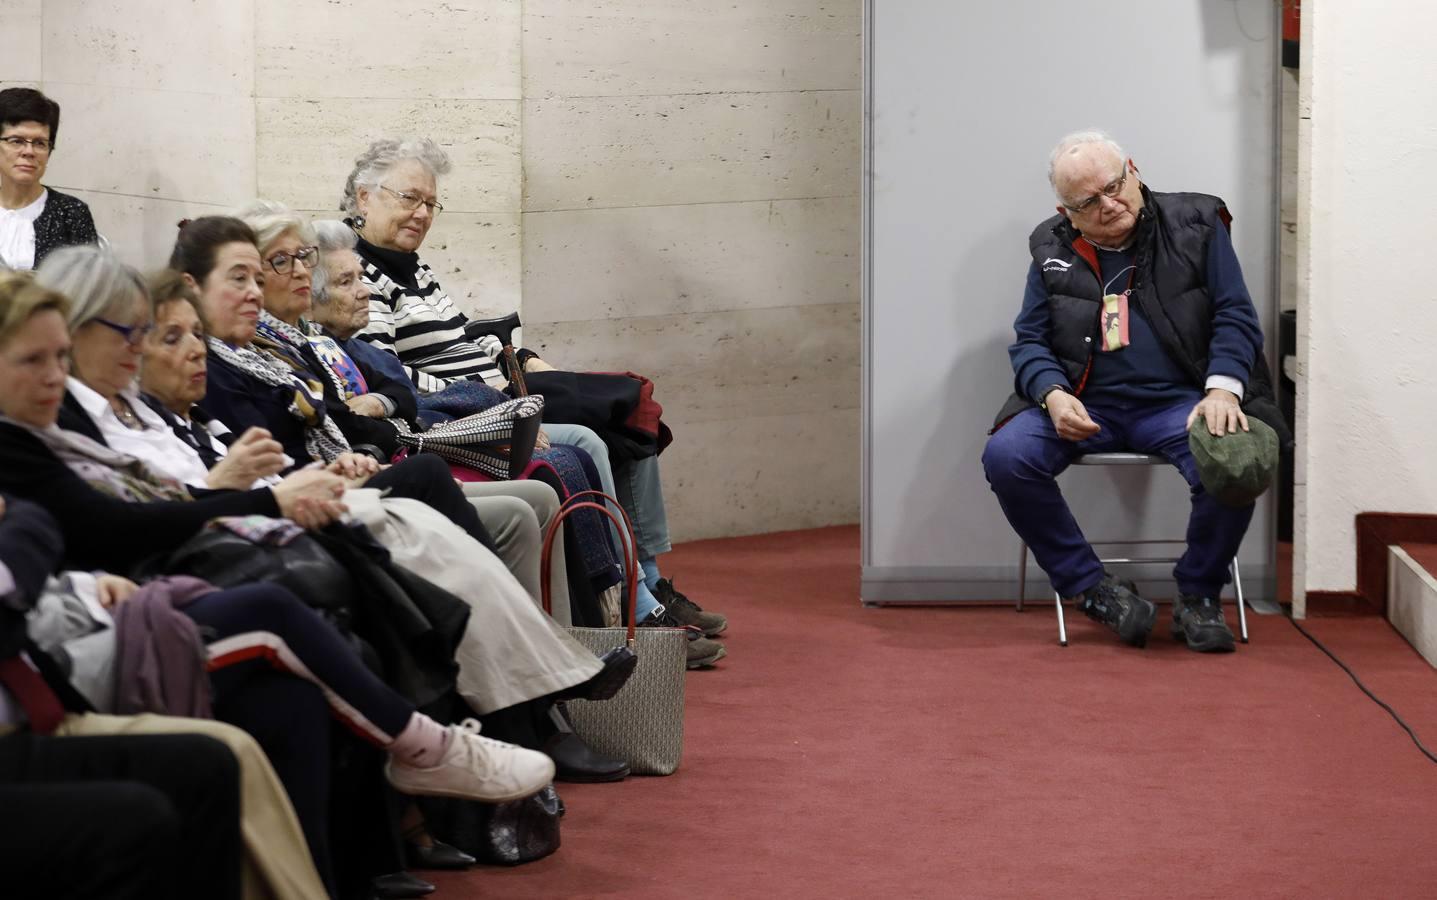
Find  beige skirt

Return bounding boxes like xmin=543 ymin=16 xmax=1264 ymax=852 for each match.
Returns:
xmin=344 ymin=489 xmax=601 ymax=714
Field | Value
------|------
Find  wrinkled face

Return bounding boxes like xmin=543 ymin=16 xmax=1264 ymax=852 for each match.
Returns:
xmin=0 ymin=308 xmax=70 ymax=428
xmin=315 ymin=248 xmax=373 ymax=340
xmin=259 ymin=229 xmax=315 ymax=326
xmin=196 ymin=241 xmax=265 ymax=346
xmin=70 ymin=292 xmax=150 ymax=401
xmin=0 ymin=120 xmax=51 ymax=189
xmin=355 ymin=159 xmax=439 ymax=253
xmin=1053 ymin=144 xmax=1145 ymax=248
xmin=141 ymin=299 xmax=209 ymax=414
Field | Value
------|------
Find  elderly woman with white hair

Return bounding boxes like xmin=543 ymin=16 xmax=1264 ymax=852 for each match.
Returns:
xmin=343 ymin=139 xmax=728 ymax=665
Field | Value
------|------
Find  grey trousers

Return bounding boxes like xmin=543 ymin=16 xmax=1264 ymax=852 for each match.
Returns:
xmin=461 ymin=480 xmax=571 ymax=625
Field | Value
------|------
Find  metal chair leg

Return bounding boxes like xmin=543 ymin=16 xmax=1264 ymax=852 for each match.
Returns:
xmin=1017 ymin=543 xmax=1028 ymax=612
xmin=1054 ymin=591 xmax=1068 ymax=646
xmin=1231 ymin=558 xmax=1249 ymax=644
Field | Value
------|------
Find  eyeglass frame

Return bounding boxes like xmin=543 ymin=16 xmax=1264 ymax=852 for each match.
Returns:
xmin=265 ymin=245 xmax=320 ymax=276
xmin=380 ymin=184 xmax=444 ymax=214
xmin=93 ymin=317 xmax=154 ymax=346
xmin=0 ymin=136 xmax=54 ymax=154
xmin=1063 ymin=165 xmax=1130 ymax=215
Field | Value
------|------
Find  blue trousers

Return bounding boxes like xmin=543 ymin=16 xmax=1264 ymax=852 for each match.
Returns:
xmin=981 ymin=398 xmax=1255 ymax=599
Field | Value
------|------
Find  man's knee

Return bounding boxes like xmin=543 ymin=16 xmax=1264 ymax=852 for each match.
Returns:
xmin=981 ymin=431 xmax=1026 ymax=489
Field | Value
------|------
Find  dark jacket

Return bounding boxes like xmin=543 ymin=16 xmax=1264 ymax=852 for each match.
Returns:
xmin=33 ymin=188 xmax=99 ymax=267
xmin=201 ymin=345 xmax=403 ymax=467
xmin=994 ymin=187 xmax=1288 ymax=443
xmin=0 ymin=421 xmax=280 ymax=575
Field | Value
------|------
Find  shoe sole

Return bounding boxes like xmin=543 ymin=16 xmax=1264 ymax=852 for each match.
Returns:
xmin=555 ymin=766 xmax=631 ymax=784
xmin=1170 ymin=623 xmax=1236 ymax=653
xmin=687 ymin=645 xmax=727 ymax=669
xmin=384 ymin=760 xmax=556 ymax=804
xmin=579 ymin=651 xmax=638 ymax=702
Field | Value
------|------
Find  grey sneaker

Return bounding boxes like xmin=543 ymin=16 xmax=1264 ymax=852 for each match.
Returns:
xmin=385 ymin=719 xmax=555 ymax=803
xmin=1172 ymin=594 xmax=1236 ymax=653
xmin=654 ymin=577 xmax=728 ymax=637
xmin=640 ymin=608 xmax=727 ymax=669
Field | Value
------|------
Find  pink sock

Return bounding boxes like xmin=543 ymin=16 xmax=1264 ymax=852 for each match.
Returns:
xmin=389 ymin=714 xmax=452 ymax=768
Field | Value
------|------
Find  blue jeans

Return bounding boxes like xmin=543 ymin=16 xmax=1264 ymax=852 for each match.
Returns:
xmin=543 ymin=424 xmax=671 ymax=620
xmin=981 ymin=398 xmax=1255 ymax=598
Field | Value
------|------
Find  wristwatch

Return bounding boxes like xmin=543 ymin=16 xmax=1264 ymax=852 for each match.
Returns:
xmin=1038 ymin=384 xmax=1069 ymax=410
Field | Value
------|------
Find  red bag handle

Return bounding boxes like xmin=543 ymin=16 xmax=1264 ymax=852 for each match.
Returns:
xmin=540 ymin=490 xmax=639 ymax=648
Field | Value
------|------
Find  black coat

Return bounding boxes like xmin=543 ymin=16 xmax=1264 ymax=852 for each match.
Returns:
xmin=33 ymin=188 xmax=98 ymax=267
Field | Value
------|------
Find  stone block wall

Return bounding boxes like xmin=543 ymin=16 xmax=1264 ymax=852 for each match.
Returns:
xmin=2 ymin=0 xmax=862 ymax=542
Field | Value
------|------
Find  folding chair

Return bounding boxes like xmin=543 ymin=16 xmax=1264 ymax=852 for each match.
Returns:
xmin=1015 ymin=452 xmax=1249 ymax=647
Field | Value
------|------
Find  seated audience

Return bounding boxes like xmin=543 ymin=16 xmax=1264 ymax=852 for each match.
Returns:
xmin=36 ymin=244 xmax=633 ymax=782
xmin=0 ymin=88 xmax=97 ymax=270
xmin=0 ymin=268 xmax=576 ymax=895
xmin=340 ymin=138 xmax=727 ymax=664
xmin=236 ymin=202 xmax=622 ymax=633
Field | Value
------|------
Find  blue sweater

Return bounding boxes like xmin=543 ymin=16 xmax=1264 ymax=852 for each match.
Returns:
xmin=1009 ymin=220 xmax=1263 ymax=406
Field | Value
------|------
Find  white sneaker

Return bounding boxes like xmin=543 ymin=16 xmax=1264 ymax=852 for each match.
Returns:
xmin=385 ymin=719 xmax=555 ymax=803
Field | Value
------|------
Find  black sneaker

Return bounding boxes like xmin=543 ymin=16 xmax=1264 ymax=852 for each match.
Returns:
xmin=1171 ymin=594 xmax=1236 ymax=653
xmin=1078 ymin=574 xmax=1157 ymax=647
xmin=654 ymin=577 xmax=728 ymax=637
xmin=638 ymin=609 xmax=727 ymax=669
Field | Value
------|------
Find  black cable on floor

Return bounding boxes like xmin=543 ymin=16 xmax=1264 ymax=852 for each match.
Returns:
xmin=1289 ymin=616 xmax=1437 ymax=766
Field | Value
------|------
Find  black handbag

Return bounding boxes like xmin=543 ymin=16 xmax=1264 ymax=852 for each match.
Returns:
xmin=417 ymin=785 xmax=562 ymax=866
xmin=160 ymin=524 xmax=356 ymax=630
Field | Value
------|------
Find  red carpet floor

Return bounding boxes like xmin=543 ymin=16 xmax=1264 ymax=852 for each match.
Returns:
xmin=432 ymin=526 xmax=1437 ymax=899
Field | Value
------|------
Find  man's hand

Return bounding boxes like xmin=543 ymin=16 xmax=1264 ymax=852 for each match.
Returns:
xmin=1186 ymin=388 xmax=1248 ymax=437
xmin=96 ymin=574 xmax=140 ymax=609
xmin=344 ymin=394 xmax=388 ymax=418
xmin=1046 ymin=391 xmax=1101 ymax=442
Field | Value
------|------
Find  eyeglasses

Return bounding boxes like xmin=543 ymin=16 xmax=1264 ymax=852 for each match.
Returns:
xmin=0 ymin=136 xmax=53 ymax=154
xmin=266 ymin=246 xmax=319 ymax=275
xmin=94 ymin=317 xmax=154 ymax=346
xmin=1064 ymin=167 xmax=1129 ymax=214
xmin=380 ymin=185 xmax=443 ymax=215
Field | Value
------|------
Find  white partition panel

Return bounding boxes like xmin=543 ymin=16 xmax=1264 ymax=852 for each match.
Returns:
xmin=862 ymin=0 xmax=1279 ymax=602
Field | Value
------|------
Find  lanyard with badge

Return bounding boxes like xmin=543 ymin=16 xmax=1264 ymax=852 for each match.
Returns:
xmin=1100 ymin=264 xmax=1137 ymax=351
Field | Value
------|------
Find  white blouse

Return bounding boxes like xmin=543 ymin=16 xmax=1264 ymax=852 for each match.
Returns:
xmin=67 ymin=377 xmax=215 ymax=488
xmin=0 ymin=190 xmax=47 ymax=271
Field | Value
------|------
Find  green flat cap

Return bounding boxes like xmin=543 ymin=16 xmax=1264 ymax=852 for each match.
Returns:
xmin=1189 ymin=417 xmax=1279 ymax=507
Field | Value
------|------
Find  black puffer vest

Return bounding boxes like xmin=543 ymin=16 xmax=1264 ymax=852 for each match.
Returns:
xmin=992 ymin=187 xmax=1287 ymax=443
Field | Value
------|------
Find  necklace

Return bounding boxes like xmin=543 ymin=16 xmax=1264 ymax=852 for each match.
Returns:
xmin=111 ymin=397 xmax=144 ymax=430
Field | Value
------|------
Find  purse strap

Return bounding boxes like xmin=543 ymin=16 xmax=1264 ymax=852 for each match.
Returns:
xmin=539 ymin=490 xmax=639 ymax=648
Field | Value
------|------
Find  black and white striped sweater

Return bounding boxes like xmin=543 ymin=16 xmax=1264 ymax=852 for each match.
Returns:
xmin=354 ymin=236 xmax=507 ymax=393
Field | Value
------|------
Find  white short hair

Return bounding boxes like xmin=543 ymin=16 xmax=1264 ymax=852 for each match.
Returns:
xmin=232 ymin=199 xmax=316 ymax=253
xmin=310 ymin=219 xmax=359 ymax=305
xmin=1048 ymin=129 xmax=1126 ymax=196
xmin=34 ymin=245 xmax=147 ymax=331
xmin=341 ymin=138 xmax=451 ymax=213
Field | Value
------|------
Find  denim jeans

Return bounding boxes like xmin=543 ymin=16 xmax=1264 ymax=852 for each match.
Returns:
xmin=981 ymin=397 xmax=1255 ymax=598
xmin=543 ymin=423 xmax=671 ymax=620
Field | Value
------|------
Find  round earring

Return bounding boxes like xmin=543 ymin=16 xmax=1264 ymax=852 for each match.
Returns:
xmin=352 ymin=213 xmax=367 ymax=230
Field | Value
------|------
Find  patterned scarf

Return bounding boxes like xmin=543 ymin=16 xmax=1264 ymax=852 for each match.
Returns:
xmin=207 ymin=314 xmax=350 ymax=464
xmin=7 ymin=416 xmax=194 ymax=504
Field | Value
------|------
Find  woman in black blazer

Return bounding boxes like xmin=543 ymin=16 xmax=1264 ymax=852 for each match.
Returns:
xmin=0 ymin=88 xmax=97 ymax=270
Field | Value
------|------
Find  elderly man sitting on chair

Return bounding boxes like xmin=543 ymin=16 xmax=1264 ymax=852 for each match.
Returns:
xmin=982 ymin=129 xmax=1286 ymax=653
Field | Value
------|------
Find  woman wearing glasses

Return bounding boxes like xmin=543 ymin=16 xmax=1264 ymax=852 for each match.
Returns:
xmin=0 ymin=88 xmax=97 ymax=271
xmin=340 ymin=139 xmax=730 ymax=661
